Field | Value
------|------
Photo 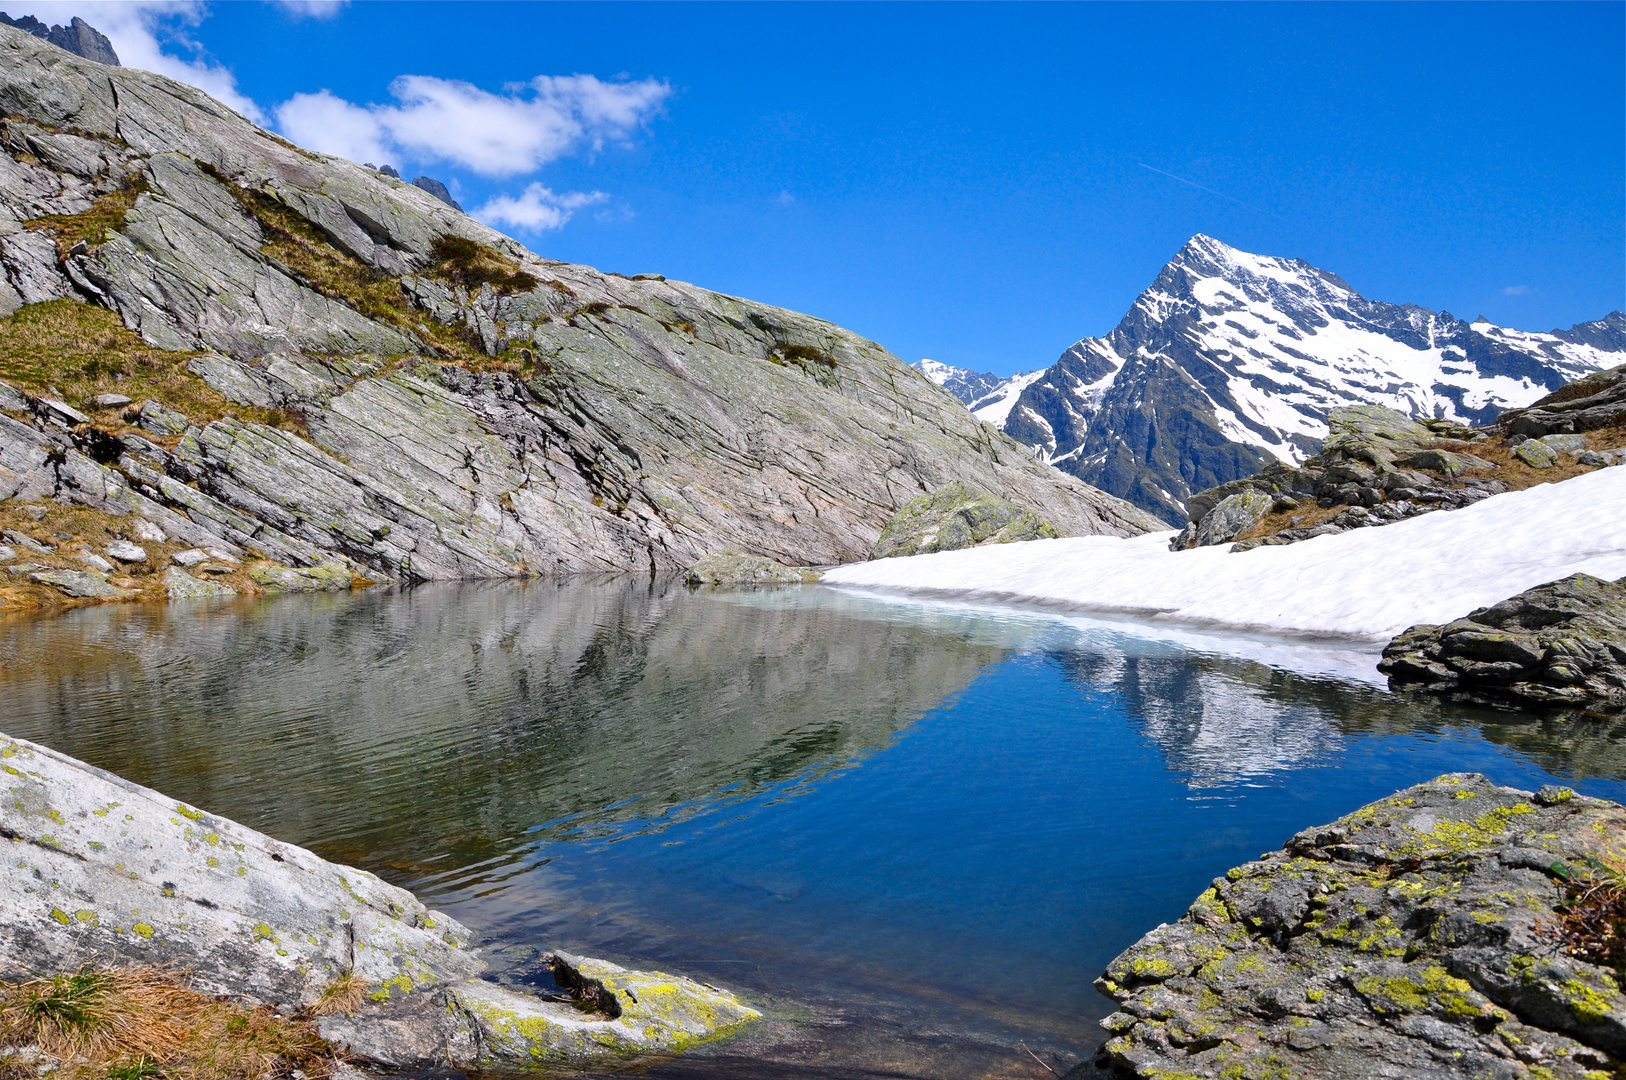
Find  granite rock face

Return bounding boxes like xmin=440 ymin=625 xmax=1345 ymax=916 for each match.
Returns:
xmin=870 ymin=479 xmax=1059 ymax=559
xmin=0 ymin=13 xmax=119 ymax=65
xmin=0 ymin=732 xmax=758 ymax=1069
xmin=1082 ymin=774 xmax=1626 ymax=1079
xmin=1379 ymin=573 xmax=1626 ymax=716
xmin=0 ymin=26 xmax=1158 ymax=583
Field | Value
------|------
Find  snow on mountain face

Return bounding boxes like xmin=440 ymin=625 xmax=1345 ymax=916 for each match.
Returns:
xmin=910 ymin=359 xmax=1040 ymax=426
xmin=994 ymin=235 xmax=1625 ymax=525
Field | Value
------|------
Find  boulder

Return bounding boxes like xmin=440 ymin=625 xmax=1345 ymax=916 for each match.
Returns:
xmin=248 ymin=561 xmax=355 ymax=593
xmin=683 ymin=550 xmax=817 ymax=586
xmin=1379 ymin=573 xmax=1626 ymax=715
xmin=1083 ymin=774 xmax=1626 ymax=1079
xmin=1393 ymin=448 xmax=1497 ymax=476
xmin=869 ymin=481 xmax=1059 ymax=559
xmin=1499 ymin=363 xmax=1626 ymax=438
xmin=24 ymin=567 xmax=130 ymax=599
xmin=1514 ymin=439 xmax=1560 ymax=469
xmin=104 ymin=540 xmax=147 ymax=563
xmin=0 ymin=733 xmax=759 ymax=1069
xmin=1191 ymin=488 xmax=1271 ymax=548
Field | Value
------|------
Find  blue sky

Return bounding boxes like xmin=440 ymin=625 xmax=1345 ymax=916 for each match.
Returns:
xmin=33 ymin=1 xmax=1626 ymax=376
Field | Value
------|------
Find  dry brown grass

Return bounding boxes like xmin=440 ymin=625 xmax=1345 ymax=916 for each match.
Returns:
xmin=308 ymin=973 xmax=368 ymax=1018
xmin=0 ymin=298 xmax=302 ymax=440
xmin=0 ymin=966 xmax=333 ymax=1080
xmin=1235 ymin=426 xmax=1626 ymax=544
xmin=427 ymin=235 xmax=537 ymax=294
xmin=0 ymin=501 xmax=262 ymax=616
xmin=25 ymin=175 xmax=149 ymax=257
xmin=1550 ymin=858 xmax=1626 ymax=990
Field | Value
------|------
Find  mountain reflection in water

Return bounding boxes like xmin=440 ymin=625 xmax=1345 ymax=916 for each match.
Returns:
xmin=3 ymin=579 xmax=1623 ymax=1078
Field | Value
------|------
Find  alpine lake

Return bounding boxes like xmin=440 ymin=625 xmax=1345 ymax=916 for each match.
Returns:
xmin=3 ymin=577 xmax=1623 ymax=1079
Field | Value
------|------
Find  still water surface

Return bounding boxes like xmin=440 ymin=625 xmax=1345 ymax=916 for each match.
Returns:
xmin=3 ymin=579 xmax=1625 ymax=1077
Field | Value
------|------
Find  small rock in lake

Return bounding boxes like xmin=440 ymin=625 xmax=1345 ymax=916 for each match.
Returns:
xmin=684 ymin=550 xmax=815 ymax=586
xmin=163 ymin=567 xmax=235 ymax=599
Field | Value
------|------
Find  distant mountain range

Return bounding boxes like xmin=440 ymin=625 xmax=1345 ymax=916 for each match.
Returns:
xmin=915 ymin=235 xmax=1626 ymax=524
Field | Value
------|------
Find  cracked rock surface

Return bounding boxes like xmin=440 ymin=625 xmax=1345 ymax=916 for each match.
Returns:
xmin=1077 ymin=774 xmax=1626 ymax=1080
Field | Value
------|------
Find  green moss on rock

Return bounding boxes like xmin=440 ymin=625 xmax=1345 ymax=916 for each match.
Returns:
xmin=870 ymin=480 xmax=1059 ymax=559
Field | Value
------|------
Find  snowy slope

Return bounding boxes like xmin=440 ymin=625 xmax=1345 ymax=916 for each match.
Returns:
xmin=994 ymin=236 xmax=1626 ymax=524
xmin=823 ymin=465 xmax=1626 ymax=642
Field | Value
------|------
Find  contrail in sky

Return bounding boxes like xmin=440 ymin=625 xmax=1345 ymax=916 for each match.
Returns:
xmin=1136 ymin=162 xmax=1291 ymax=223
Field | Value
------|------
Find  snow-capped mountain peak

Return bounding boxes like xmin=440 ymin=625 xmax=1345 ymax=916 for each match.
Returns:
xmin=981 ymin=235 xmax=1625 ymax=524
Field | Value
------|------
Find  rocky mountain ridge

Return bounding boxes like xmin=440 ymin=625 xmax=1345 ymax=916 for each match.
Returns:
xmin=0 ymin=24 xmax=1159 ymax=596
xmin=935 ymin=235 xmax=1624 ymax=524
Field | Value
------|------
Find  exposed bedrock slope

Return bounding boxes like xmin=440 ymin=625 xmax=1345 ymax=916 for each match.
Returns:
xmin=0 ymin=26 xmax=1157 ymax=585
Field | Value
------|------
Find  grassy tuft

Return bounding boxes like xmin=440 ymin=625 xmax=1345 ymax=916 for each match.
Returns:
xmin=427 ymin=235 xmax=538 ymax=294
xmin=0 ymin=965 xmax=332 ymax=1079
xmin=25 ymin=173 xmax=148 ymax=257
xmin=770 ymin=343 xmax=837 ymax=371
xmin=309 ymin=973 xmax=368 ymax=1017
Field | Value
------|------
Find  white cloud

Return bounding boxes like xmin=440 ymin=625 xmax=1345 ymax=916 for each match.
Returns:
xmin=269 ymin=0 xmax=348 ymax=18
xmin=23 ymin=1 xmax=267 ymax=123
xmin=274 ymin=73 xmax=671 ymax=177
xmin=272 ymin=89 xmax=391 ymax=165
xmin=475 ymin=184 xmax=608 ymax=232
xmin=1501 ymin=285 xmax=1530 ymax=296
xmin=778 ymin=190 xmax=795 ymax=206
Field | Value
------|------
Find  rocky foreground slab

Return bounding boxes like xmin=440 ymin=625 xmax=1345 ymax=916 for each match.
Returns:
xmin=0 ymin=733 xmax=757 ymax=1070
xmin=1079 ymin=774 xmax=1626 ymax=1079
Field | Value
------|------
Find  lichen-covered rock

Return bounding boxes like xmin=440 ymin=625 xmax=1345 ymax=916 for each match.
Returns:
xmin=1379 ymin=573 xmax=1626 ymax=715
xmin=1080 ymin=774 xmax=1626 ymax=1079
xmin=1192 ymin=488 xmax=1271 ymax=548
xmin=0 ymin=732 xmax=482 ymax=1007
xmin=870 ymin=481 xmax=1059 ymax=559
xmin=248 ymin=560 xmax=355 ymax=593
xmin=683 ymin=550 xmax=816 ymax=586
xmin=1514 ymin=439 xmax=1560 ymax=469
xmin=1 ymin=733 xmax=759 ymax=1071
xmin=449 ymin=958 xmax=758 ymax=1068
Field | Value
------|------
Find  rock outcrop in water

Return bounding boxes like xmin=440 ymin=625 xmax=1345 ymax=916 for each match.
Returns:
xmin=0 ymin=24 xmax=1157 ymax=608
xmin=1380 ymin=573 xmax=1626 ymax=717
xmin=683 ymin=549 xmax=819 ymax=586
xmin=1082 ymin=774 xmax=1626 ymax=1080
xmin=870 ymin=480 xmax=1059 ymax=559
xmin=0 ymin=732 xmax=758 ymax=1070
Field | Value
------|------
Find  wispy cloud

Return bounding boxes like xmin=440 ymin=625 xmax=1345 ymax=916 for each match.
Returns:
xmin=269 ymin=0 xmax=348 ymax=18
xmin=1136 ymin=161 xmax=1290 ymax=224
xmin=26 ymin=1 xmax=267 ymax=122
xmin=475 ymin=184 xmax=608 ymax=232
xmin=1501 ymin=285 xmax=1530 ymax=296
xmin=274 ymin=74 xmax=671 ymax=177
